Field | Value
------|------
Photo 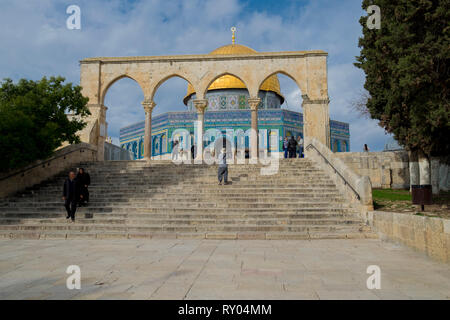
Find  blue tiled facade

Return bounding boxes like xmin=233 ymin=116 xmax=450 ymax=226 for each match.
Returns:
xmin=120 ymin=108 xmax=350 ymax=159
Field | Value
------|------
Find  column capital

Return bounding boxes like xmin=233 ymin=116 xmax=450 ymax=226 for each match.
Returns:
xmin=142 ymin=99 xmax=156 ymax=113
xmin=193 ymin=99 xmax=208 ymax=113
xmin=248 ymin=98 xmax=261 ymax=111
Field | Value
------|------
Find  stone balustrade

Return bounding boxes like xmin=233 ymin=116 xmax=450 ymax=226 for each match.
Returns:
xmin=0 ymin=143 xmax=97 ymax=198
xmin=305 ymin=137 xmax=373 ymax=215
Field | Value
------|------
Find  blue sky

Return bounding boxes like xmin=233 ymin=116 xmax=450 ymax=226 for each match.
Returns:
xmin=0 ymin=0 xmax=393 ymax=151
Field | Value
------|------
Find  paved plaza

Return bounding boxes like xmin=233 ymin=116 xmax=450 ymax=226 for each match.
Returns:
xmin=0 ymin=238 xmax=449 ymax=300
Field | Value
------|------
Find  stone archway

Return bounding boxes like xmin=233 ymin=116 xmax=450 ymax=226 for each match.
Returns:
xmin=79 ymin=50 xmax=330 ymax=161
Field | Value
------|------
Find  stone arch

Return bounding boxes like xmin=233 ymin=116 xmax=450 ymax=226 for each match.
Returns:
xmin=149 ymin=73 xmax=197 ymax=103
xmin=198 ymin=72 xmax=251 ymax=100
xmin=152 ymin=135 xmax=160 ymax=156
xmin=100 ymin=74 xmax=145 ymax=106
xmin=161 ymin=134 xmax=167 ymax=153
xmin=258 ymin=70 xmax=303 ymax=94
xmin=342 ymin=140 xmax=348 ymax=152
xmin=333 ymin=139 xmax=338 ymax=152
xmin=80 ymin=50 xmax=330 ymax=160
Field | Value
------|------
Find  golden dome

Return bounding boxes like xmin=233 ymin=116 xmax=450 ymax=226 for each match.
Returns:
xmin=183 ymin=44 xmax=284 ymax=105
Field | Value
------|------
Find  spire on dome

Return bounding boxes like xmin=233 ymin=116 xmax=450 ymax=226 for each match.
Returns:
xmin=231 ymin=26 xmax=236 ymax=44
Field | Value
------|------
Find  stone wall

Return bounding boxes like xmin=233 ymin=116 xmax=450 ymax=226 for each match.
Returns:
xmin=0 ymin=143 xmax=97 ymax=198
xmin=367 ymin=211 xmax=450 ymax=263
xmin=336 ymin=151 xmax=409 ymax=189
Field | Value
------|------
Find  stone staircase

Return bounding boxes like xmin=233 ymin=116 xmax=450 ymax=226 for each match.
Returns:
xmin=0 ymin=159 xmax=376 ymax=240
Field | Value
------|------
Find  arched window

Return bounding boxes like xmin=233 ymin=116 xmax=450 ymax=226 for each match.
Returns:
xmin=342 ymin=141 xmax=348 ymax=152
xmin=153 ymin=136 xmax=160 ymax=156
xmin=139 ymin=139 xmax=143 ymax=158
xmin=269 ymin=130 xmax=279 ymax=152
xmin=161 ymin=134 xmax=167 ymax=153
xmin=132 ymin=141 xmax=138 ymax=159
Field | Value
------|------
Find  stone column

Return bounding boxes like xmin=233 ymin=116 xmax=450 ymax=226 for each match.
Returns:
xmin=142 ymin=99 xmax=156 ymax=161
xmin=248 ymin=98 xmax=261 ymax=163
xmin=302 ymin=95 xmax=330 ymax=149
xmin=193 ymin=99 xmax=208 ymax=163
xmin=94 ymin=104 xmax=108 ymax=161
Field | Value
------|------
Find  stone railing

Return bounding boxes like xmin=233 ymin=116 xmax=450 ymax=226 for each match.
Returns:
xmin=305 ymin=137 xmax=373 ymax=215
xmin=0 ymin=143 xmax=97 ymax=198
xmin=104 ymin=142 xmax=133 ymax=160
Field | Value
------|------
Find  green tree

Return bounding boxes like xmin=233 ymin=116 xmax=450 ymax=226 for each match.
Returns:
xmin=0 ymin=76 xmax=90 ymax=171
xmin=355 ymin=0 xmax=450 ymax=159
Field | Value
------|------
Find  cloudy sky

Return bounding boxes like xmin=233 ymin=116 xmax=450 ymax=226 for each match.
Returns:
xmin=0 ymin=0 xmax=393 ymax=151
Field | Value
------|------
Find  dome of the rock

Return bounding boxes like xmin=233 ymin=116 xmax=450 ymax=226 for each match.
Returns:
xmin=183 ymin=44 xmax=284 ymax=105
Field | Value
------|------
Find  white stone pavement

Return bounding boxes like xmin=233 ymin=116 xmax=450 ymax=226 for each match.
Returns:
xmin=0 ymin=239 xmax=449 ymax=300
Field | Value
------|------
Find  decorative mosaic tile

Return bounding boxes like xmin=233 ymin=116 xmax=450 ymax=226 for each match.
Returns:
xmin=229 ymin=95 xmax=238 ymax=109
xmin=220 ymin=96 xmax=227 ymax=109
xmin=209 ymin=96 xmax=219 ymax=110
xmin=239 ymin=95 xmax=247 ymax=109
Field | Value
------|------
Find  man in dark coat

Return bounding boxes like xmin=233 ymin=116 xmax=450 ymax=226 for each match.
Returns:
xmin=191 ymin=144 xmax=196 ymax=160
xmin=287 ymin=136 xmax=298 ymax=158
xmin=62 ymin=171 xmax=81 ymax=222
xmin=76 ymin=168 xmax=90 ymax=206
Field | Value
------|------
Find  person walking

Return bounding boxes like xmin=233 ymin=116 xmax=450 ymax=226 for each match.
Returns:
xmin=76 ymin=168 xmax=90 ymax=206
xmin=287 ymin=136 xmax=298 ymax=158
xmin=297 ymin=136 xmax=304 ymax=158
xmin=191 ymin=144 xmax=196 ymax=160
xmin=62 ymin=171 xmax=81 ymax=222
xmin=283 ymin=138 xmax=289 ymax=159
xmin=218 ymin=148 xmax=229 ymax=185
xmin=172 ymin=139 xmax=179 ymax=160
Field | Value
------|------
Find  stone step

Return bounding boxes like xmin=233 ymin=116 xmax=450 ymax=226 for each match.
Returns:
xmin=0 ymin=205 xmax=352 ymax=214
xmin=0 ymin=159 xmax=374 ymax=240
xmin=0 ymin=216 xmax=361 ymax=225
xmin=0 ymin=211 xmax=353 ymax=219
xmin=23 ymin=185 xmax=339 ymax=193
xmin=0 ymin=230 xmax=376 ymax=240
xmin=1 ymin=198 xmax=347 ymax=207
xmin=2 ymin=193 xmax=342 ymax=202
xmin=0 ymin=224 xmax=364 ymax=234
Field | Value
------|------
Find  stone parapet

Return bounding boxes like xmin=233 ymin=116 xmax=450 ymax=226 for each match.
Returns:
xmin=368 ymin=211 xmax=450 ymax=263
xmin=0 ymin=143 xmax=97 ymax=198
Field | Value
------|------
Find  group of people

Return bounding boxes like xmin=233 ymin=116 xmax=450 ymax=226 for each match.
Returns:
xmin=283 ymin=136 xmax=304 ymax=158
xmin=62 ymin=168 xmax=90 ymax=222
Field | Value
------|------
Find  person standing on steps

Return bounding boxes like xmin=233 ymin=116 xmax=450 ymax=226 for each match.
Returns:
xmin=218 ymin=148 xmax=229 ymax=185
xmin=297 ymin=136 xmax=304 ymax=158
xmin=283 ymin=137 xmax=289 ymax=159
xmin=287 ymin=136 xmax=298 ymax=158
xmin=191 ymin=144 xmax=196 ymax=160
xmin=62 ymin=171 xmax=81 ymax=222
xmin=363 ymin=144 xmax=370 ymax=152
xmin=76 ymin=168 xmax=90 ymax=207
